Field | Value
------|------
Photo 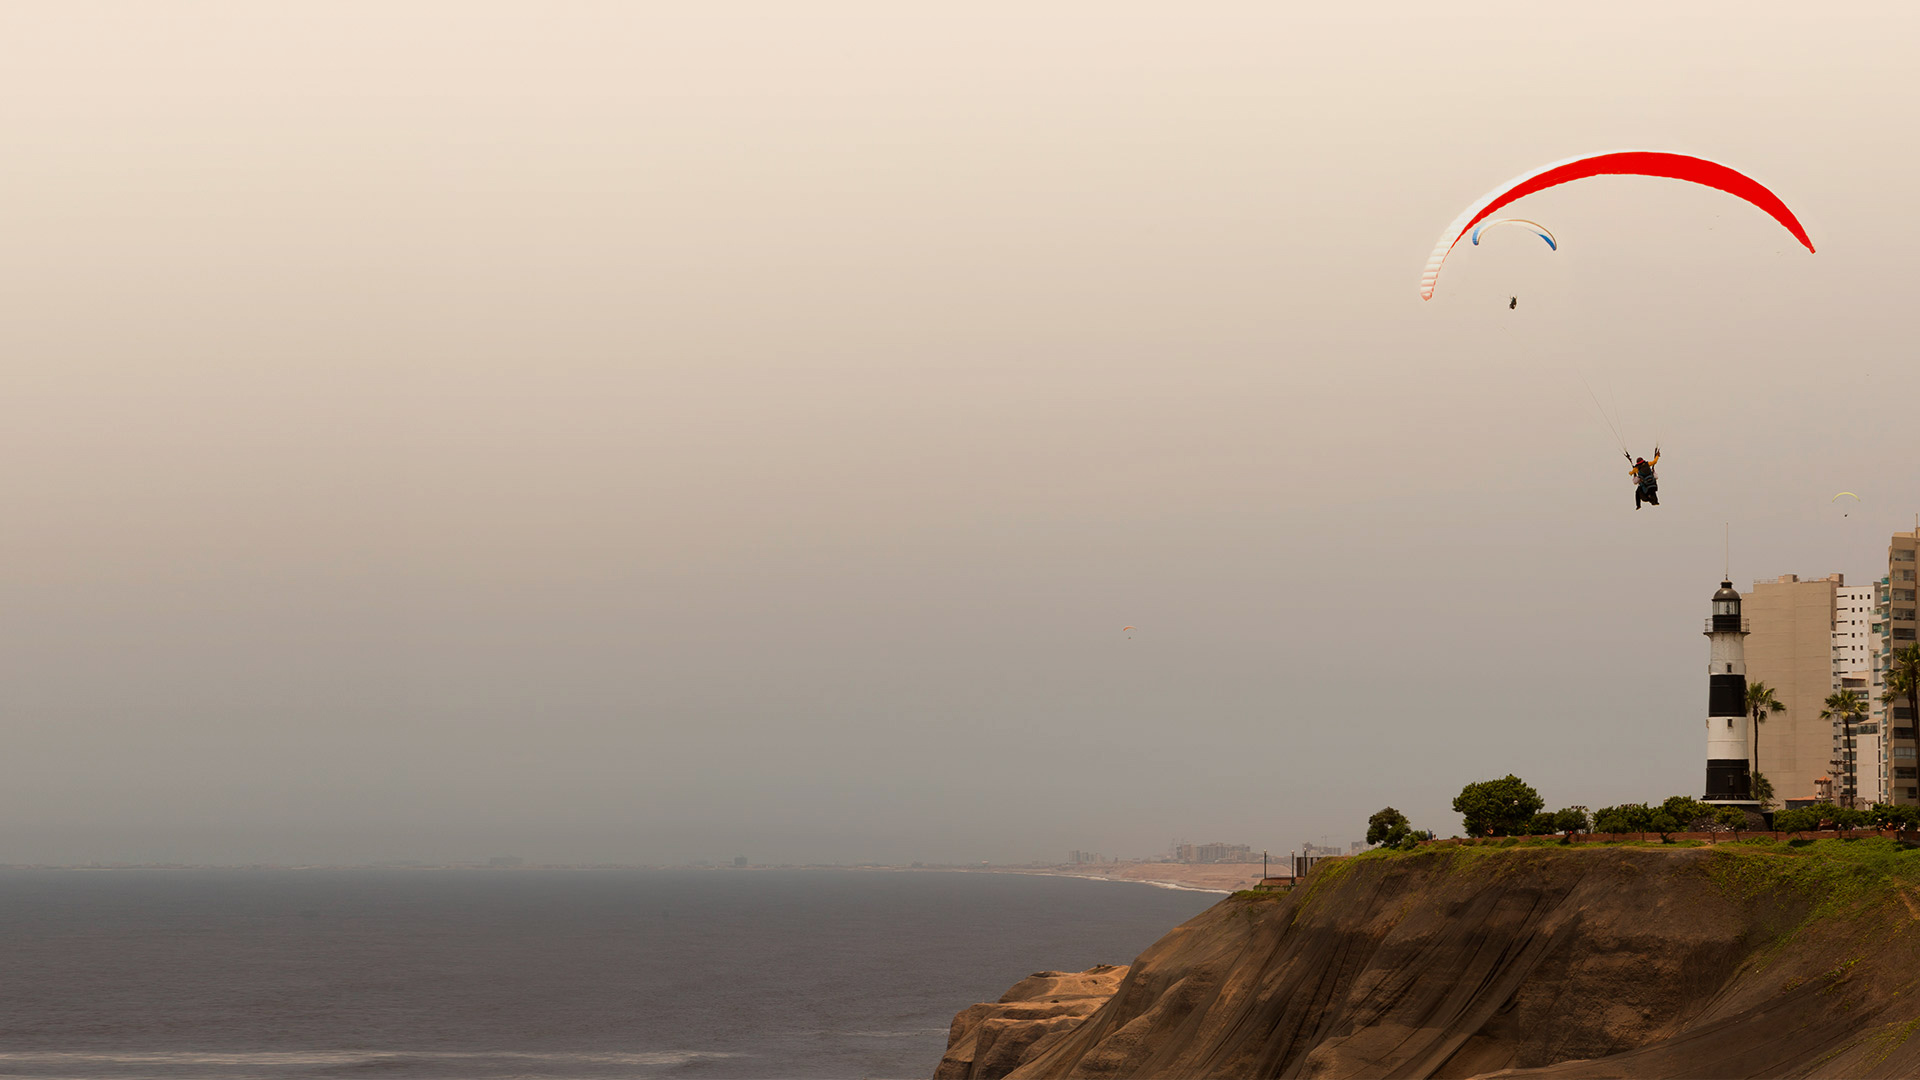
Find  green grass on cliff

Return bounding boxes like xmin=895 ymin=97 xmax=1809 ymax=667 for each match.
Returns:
xmin=1703 ymin=837 xmax=1920 ymax=919
xmin=1232 ymin=837 xmax=1920 ymax=919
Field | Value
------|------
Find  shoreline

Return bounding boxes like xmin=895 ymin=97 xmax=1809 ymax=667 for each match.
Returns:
xmin=901 ymin=862 xmax=1268 ymax=895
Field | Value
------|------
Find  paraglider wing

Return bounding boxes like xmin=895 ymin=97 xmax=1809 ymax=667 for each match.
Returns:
xmin=1833 ymin=492 xmax=1861 ymax=502
xmin=1420 ymin=151 xmax=1814 ymax=300
xmin=1121 ymin=626 xmax=1137 ymax=631
xmin=1470 ymin=218 xmax=1558 ymax=250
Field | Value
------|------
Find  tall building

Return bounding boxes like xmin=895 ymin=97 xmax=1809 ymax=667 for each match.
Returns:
xmin=1885 ymin=533 xmax=1919 ymax=804
xmin=1833 ymin=582 xmax=1881 ymax=805
xmin=1872 ymin=577 xmax=1892 ymax=803
xmin=1745 ymin=574 xmax=1846 ymax=805
xmin=1833 ymin=583 xmax=1877 ymax=684
xmin=1834 ymin=670 xmax=1877 ymax=807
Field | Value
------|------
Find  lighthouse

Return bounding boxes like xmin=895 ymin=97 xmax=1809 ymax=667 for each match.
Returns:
xmin=1703 ymin=580 xmax=1757 ymax=805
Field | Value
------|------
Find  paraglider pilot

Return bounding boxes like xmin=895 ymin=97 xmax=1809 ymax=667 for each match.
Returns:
xmin=1629 ymin=449 xmax=1660 ymax=509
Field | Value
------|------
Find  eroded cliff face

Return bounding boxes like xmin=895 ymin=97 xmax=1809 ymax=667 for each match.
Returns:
xmin=936 ymin=966 xmax=1130 ymax=1080
xmin=941 ymin=844 xmax=1920 ymax=1079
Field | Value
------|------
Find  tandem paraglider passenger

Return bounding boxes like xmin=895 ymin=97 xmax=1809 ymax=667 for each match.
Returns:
xmin=1629 ymin=449 xmax=1660 ymax=509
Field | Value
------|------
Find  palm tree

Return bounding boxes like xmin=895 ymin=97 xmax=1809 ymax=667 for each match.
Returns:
xmin=1885 ymin=643 xmax=1920 ymax=799
xmin=1745 ymin=682 xmax=1785 ymax=793
xmin=1821 ymin=689 xmax=1869 ymax=809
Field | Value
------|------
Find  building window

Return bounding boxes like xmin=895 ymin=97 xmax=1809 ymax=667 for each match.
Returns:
xmin=1899 ymin=747 xmax=1919 ymax=760
xmin=1900 ymin=767 xmax=1919 ymax=780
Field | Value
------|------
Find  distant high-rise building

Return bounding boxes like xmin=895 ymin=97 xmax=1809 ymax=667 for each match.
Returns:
xmin=1834 ymin=670 xmax=1877 ymax=808
xmin=1885 ymin=532 xmax=1919 ymax=804
xmin=1172 ymin=842 xmax=1254 ymax=863
xmin=1746 ymin=573 xmax=1848 ymax=805
xmin=1832 ymin=581 xmax=1880 ymax=806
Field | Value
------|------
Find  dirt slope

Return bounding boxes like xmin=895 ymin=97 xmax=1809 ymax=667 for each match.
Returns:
xmin=943 ymin=842 xmax=1920 ymax=1079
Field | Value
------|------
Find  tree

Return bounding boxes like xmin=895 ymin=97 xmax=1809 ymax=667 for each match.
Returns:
xmin=1367 ymin=807 xmax=1416 ymax=849
xmin=1593 ymin=803 xmax=1654 ymax=835
xmin=1554 ymin=806 xmax=1590 ymax=835
xmin=1648 ymin=809 xmax=1682 ymax=842
xmin=1745 ymin=681 xmax=1786 ymax=789
xmin=1751 ymin=772 xmax=1776 ymax=811
xmin=1777 ymin=802 xmax=1862 ymax=833
xmin=1453 ymin=776 xmax=1545 ymax=838
xmin=1774 ymin=806 xmax=1819 ymax=833
xmin=1874 ymin=803 xmax=1920 ymax=830
xmin=1821 ymin=689 xmax=1869 ymax=809
xmin=1661 ymin=795 xmax=1715 ymax=831
xmin=1714 ymin=806 xmax=1747 ymax=834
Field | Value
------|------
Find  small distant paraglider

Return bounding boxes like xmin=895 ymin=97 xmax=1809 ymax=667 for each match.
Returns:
xmin=1122 ymin=625 xmax=1137 ymax=639
xmin=1472 ymin=218 xmax=1558 ymax=250
xmin=1834 ymin=491 xmax=1861 ymax=517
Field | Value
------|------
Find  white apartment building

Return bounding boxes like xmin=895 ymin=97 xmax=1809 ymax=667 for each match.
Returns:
xmin=1834 ymin=584 xmax=1883 ymax=805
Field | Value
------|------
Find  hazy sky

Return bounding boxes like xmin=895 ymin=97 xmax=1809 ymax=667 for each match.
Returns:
xmin=4 ymin=3 xmax=1916 ymax=865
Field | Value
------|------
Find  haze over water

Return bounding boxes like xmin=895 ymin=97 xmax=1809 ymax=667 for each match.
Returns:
xmin=0 ymin=869 xmax=1216 ymax=1079
xmin=3 ymin=2 xmax=1913 ymax=865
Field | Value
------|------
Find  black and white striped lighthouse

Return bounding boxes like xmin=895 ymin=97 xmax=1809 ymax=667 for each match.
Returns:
xmin=1703 ymin=580 xmax=1757 ymax=805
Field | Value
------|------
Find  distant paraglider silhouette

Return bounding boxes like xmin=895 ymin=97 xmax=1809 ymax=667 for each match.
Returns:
xmin=1472 ymin=218 xmax=1558 ymax=251
xmin=1834 ymin=491 xmax=1861 ymax=517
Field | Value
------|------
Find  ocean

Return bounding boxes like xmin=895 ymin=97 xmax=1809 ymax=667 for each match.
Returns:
xmin=0 ymin=868 xmax=1218 ymax=1080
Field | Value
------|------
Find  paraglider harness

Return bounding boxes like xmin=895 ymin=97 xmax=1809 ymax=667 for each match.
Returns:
xmin=1629 ymin=450 xmax=1660 ymax=508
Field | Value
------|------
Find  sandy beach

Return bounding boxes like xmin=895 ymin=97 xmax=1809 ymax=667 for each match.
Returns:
xmin=965 ymin=862 xmax=1272 ymax=894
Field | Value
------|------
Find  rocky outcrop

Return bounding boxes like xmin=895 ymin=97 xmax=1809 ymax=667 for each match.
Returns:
xmin=940 ymin=843 xmax=1920 ymax=1078
xmin=936 ymin=966 xmax=1128 ymax=1080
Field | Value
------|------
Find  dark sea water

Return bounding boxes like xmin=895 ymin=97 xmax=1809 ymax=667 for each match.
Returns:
xmin=0 ymin=869 xmax=1218 ymax=1080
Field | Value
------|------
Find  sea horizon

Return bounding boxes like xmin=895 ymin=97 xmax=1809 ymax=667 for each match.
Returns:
xmin=0 ymin=866 xmax=1218 ymax=1079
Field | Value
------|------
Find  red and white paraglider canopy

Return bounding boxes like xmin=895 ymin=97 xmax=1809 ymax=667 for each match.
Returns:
xmin=1419 ymin=150 xmax=1814 ymax=300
